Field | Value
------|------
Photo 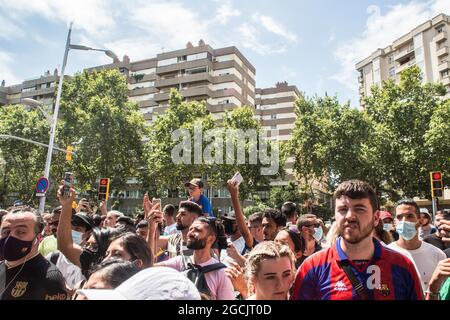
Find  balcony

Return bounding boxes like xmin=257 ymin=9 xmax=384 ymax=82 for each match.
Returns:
xmin=153 ymin=86 xmax=213 ymax=102
xmin=438 ymin=61 xmax=450 ymax=72
xmin=433 ymin=31 xmax=447 ymax=44
xmin=156 ymin=58 xmax=212 ymax=75
xmin=442 ymin=76 xmax=450 ymax=86
xmin=437 ymin=46 xmax=449 ymax=58
xmin=396 ymin=59 xmax=416 ymax=74
xmin=154 ymin=72 xmax=213 ymax=88
xmin=358 ymin=75 xmax=363 ymax=83
xmin=20 ymin=86 xmax=55 ymax=98
xmin=394 ymin=45 xmax=415 ymax=62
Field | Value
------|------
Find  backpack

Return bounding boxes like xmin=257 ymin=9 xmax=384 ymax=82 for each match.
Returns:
xmin=181 ymin=255 xmax=226 ymax=299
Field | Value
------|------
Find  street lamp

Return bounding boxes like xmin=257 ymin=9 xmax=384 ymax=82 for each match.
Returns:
xmin=21 ymin=98 xmax=52 ymax=124
xmin=23 ymin=22 xmax=118 ymax=214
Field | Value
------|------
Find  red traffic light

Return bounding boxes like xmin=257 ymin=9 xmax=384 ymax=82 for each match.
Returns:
xmin=432 ymin=172 xmax=442 ymax=180
xmin=100 ymin=179 xmax=108 ymax=185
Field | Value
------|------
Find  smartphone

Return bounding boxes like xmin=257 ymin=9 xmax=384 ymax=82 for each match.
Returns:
xmin=63 ymin=172 xmax=74 ymax=197
xmin=152 ymin=198 xmax=161 ymax=208
xmin=231 ymin=172 xmax=243 ymax=186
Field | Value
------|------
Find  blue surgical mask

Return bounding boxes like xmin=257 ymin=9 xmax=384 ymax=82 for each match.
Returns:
xmin=71 ymin=230 xmax=83 ymax=245
xmin=313 ymin=226 xmax=323 ymax=242
xmin=396 ymin=221 xmax=417 ymax=241
xmin=383 ymin=223 xmax=393 ymax=232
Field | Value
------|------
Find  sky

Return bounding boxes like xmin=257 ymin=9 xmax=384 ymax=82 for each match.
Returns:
xmin=0 ymin=0 xmax=449 ymax=108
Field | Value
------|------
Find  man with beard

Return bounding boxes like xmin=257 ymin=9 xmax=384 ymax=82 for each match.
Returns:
xmin=291 ymin=180 xmax=423 ymax=300
xmin=149 ymin=201 xmax=203 ymax=259
xmin=156 ymin=217 xmax=234 ymax=300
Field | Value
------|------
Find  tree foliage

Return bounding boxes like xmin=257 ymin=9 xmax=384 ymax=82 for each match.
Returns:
xmin=288 ymin=66 xmax=449 ymax=200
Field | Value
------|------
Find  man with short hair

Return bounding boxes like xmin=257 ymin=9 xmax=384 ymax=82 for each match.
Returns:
xmin=281 ymin=202 xmax=298 ymax=226
xmin=149 ymin=201 xmax=203 ymax=258
xmin=292 ymin=180 xmax=423 ymax=300
xmin=248 ymin=213 xmax=264 ymax=243
xmin=297 ymin=214 xmax=323 ymax=266
xmin=0 ymin=210 xmax=67 ymax=300
xmin=423 ymin=210 xmax=450 ymax=257
xmin=262 ymin=209 xmax=286 ymax=241
xmin=136 ymin=220 xmax=149 ymax=240
xmin=387 ymin=199 xmax=446 ymax=293
xmin=418 ymin=208 xmax=437 ymax=240
xmin=185 ymin=178 xmax=212 ymax=217
xmin=162 ymin=204 xmax=177 ymax=236
xmin=156 ymin=217 xmax=234 ymax=300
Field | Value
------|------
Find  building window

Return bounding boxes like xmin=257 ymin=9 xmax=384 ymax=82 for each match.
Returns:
xmin=389 ymin=67 xmax=396 ymax=77
xmin=271 ymin=125 xmax=277 ymax=130
xmin=437 ymin=25 xmax=444 ymax=33
xmin=388 ymin=54 xmax=394 ymax=64
xmin=271 ymin=114 xmax=277 ymax=120
xmin=442 ymin=70 xmax=449 ymax=78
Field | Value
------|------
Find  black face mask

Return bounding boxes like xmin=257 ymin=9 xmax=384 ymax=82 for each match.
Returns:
xmin=0 ymin=235 xmax=35 ymax=261
xmin=80 ymin=248 xmax=103 ymax=277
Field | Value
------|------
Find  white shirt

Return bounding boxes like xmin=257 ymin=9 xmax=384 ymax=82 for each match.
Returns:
xmin=220 ymin=236 xmax=246 ymax=267
xmin=46 ymin=251 xmax=85 ymax=290
xmin=387 ymin=241 xmax=446 ymax=293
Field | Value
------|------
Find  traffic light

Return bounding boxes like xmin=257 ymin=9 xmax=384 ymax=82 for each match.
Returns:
xmin=98 ymin=178 xmax=110 ymax=201
xmin=430 ymin=171 xmax=443 ymax=198
xmin=66 ymin=145 xmax=74 ymax=161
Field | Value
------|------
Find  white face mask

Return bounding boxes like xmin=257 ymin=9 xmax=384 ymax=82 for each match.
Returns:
xmin=71 ymin=230 xmax=83 ymax=245
xmin=396 ymin=221 xmax=418 ymax=241
xmin=383 ymin=223 xmax=393 ymax=232
xmin=313 ymin=226 xmax=323 ymax=242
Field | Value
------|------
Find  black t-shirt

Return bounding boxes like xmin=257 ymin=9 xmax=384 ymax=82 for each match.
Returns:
xmin=423 ymin=233 xmax=446 ymax=250
xmin=1 ymin=254 xmax=67 ymax=300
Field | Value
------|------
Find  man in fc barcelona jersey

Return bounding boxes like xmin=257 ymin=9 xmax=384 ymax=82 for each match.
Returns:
xmin=291 ymin=180 xmax=423 ymax=300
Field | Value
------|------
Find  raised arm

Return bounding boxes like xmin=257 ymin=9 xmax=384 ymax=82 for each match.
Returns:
xmin=227 ymin=180 xmax=253 ymax=248
xmin=56 ymin=182 xmax=83 ymax=267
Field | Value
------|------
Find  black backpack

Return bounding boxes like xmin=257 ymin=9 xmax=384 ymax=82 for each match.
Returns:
xmin=181 ymin=255 xmax=226 ymax=299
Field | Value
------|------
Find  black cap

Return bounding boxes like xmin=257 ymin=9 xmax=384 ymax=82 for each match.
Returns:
xmin=72 ymin=213 xmax=94 ymax=231
xmin=185 ymin=178 xmax=204 ymax=189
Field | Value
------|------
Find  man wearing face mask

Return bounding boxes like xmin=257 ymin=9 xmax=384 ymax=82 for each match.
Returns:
xmin=46 ymin=213 xmax=95 ymax=292
xmin=0 ymin=209 xmax=67 ymax=300
xmin=387 ymin=199 xmax=446 ymax=294
xmin=296 ymin=214 xmax=323 ymax=266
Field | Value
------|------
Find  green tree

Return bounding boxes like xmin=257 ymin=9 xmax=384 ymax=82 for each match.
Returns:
xmin=363 ymin=66 xmax=449 ymax=198
xmin=286 ymin=95 xmax=370 ymax=193
xmin=53 ymin=69 xmax=148 ymax=202
xmin=266 ymin=182 xmax=307 ymax=209
xmin=0 ymin=105 xmax=50 ymax=206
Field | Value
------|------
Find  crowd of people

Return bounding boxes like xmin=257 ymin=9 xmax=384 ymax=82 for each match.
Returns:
xmin=1 ymin=178 xmax=450 ymax=300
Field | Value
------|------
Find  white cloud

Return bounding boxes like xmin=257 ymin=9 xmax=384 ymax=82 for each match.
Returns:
xmin=215 ymin=1 xmax=241 ymax=25
xmin=128 ymin=1 xmax=209 ymax=51
xmin=332 ymin=0 xmax=450 ymax=92
xmin=0 ymin=14 xmax=25 ymax=40
xmin=0 ymin=0 xmax=115 ymax=36
xmin=0 ymin=51 xmax=21 ymax=85
xmin=252 ymin=13 xmax=298 ymax=43
xmin=104 ymin=37 xmax=163 ymax=62
xmin=238 ymin=23 xmax=286 ymax=55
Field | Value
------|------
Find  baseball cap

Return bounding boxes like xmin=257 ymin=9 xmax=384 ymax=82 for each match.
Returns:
xmin=72 ymin=213 xmax=95 ymax=231
xmin=185 ymin=178 xmax=204 ymax=189
xmin=379 ymin=211 xmax=393 ymax=220
xmin=419 ymin=208 xmax=431 ymax=218
xmin=77 ymin=267 xmax=201 ymax=300
xmin=221 ymin=211 xmax=236 ymax=221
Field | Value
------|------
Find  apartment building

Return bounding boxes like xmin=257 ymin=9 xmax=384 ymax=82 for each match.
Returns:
xmin=0 ymin=69 xmax=60 ymax=108
xmin=356 ymin=13 xmax=450 ymax=106
xmin=255 ymin=81 xmax=301 ymax=185
xmin=87 ymin=40 xmax=256 ymax=124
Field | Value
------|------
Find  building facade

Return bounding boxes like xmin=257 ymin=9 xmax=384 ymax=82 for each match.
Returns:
xmin=356 ymin=13 xmax=450 ymax=106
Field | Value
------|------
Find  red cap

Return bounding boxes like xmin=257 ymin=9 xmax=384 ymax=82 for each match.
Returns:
xmin=379 ymin=211 xmax=393 ymax=220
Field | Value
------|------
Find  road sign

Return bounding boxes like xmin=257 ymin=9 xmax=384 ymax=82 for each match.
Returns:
xmin=36 ymin=193 xmax=45 ymax=197
xmin=35 ymin=177 xmax=49 ymax=194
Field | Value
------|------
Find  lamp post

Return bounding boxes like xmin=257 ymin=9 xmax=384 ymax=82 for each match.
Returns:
xmin=23 ymin=22 xmax=117 ymax=214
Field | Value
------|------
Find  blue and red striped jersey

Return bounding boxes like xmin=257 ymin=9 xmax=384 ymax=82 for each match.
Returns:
xmin=291 ymin=237 xmax=423 ymax=300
